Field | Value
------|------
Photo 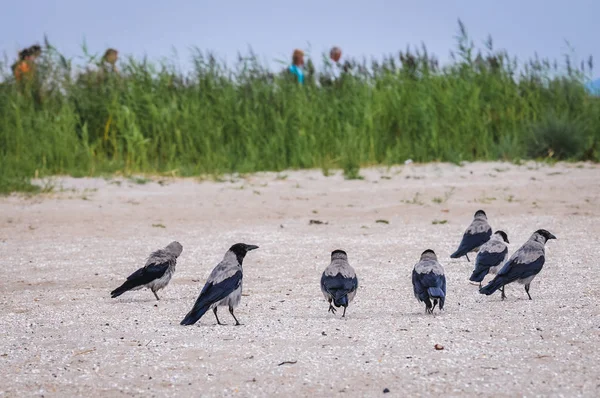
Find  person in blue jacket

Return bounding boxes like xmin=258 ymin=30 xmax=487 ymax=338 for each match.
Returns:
xmin=585 ymin=78 xmax=600 ymax=96
xmin=289 ymin=49 xmax=305 ymax=84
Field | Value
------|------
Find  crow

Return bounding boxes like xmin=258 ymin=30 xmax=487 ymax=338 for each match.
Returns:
xmin=469 ymin=230 xmax=510 ymax=295
xmin=320 ymin=250 xmax=358 ymax=318
xmin=111 ymin=241 xmax=183 ymax=300
xmin=412 ymin=249 xmax=446 ymax=314
xmin=480 ymin=229 xmax=556 ymax=300
xmin=450 ymin=210 xmax=492 ymax=262
xmin=180 ymin=243 xmax=259 ymax=326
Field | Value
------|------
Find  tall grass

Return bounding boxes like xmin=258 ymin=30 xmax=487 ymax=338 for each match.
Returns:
xmin=1 ymin=22 xmax=599 ymax=193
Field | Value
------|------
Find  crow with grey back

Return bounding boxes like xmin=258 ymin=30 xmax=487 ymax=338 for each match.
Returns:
xmin=450 ymin=210 xmax=492 ymax=262
xmin=469 ymin=230 xmax=510 ymax=293
xmin=110 ymin=241 xmax=183 ymax=300
xmin=480 ymin=229 xmax=556 ymax=300
xmin=180 ymin=243 xmax=259 ymax=326
xmin=412 ymin=249 xmax=446 ymax=314
xmin=320 ymin=250 xmax=358 ymax=317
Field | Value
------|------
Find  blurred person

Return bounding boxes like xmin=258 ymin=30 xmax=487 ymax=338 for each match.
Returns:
xmin=585 ymin=78 xmax=600 ymax=97
xmin=82 ymin=48 xmax=120 ymax=84
xmin=329 ymin=46 xmax=342 ymax=80
xmin=330 ymin=46 xmax=342 ymax=63
xmin=288 ymin=49 xmax=305 ymax=84
xmin=12 ymin=44 xmax=41 ymax=82
xmin=29 ymin=44 xmax=42 ymax=58
xmin=12 ymin=48 xmax=31 ymax=81
xmin=321 ymin=46 xmax=352 ymax=87
xmin=12 ymin=44 xmax=44 ymax=106
xmin=102 ymin=48 xmax=119 ymax=74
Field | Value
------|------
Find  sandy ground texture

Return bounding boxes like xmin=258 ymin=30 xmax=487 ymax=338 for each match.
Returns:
xmin=1 ymin=161 xmax=600 ymax=397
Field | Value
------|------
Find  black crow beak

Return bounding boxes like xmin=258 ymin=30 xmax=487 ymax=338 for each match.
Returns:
xmin=548 ymin=233 xmax=557 ymax=240
xmin=245 ymin=244 xmax=259 ymax=251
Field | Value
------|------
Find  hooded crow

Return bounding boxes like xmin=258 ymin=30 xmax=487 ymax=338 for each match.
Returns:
xmin=480 ymin=229 xmax=556 ymax=300
xmin=320 ymin=250 xmax=358 ymax=317
xmin=450 ymin=210 xmax=492 ymax=262
xmin=412 ymin=249 xmax=446 ymax=314
xmin=110 ymin=241 xmax=183 ymax=300
xmin=469 ymin=230 xmax=510 ymax=293
xmin=180 ymin=243 xmax=259 ymax=326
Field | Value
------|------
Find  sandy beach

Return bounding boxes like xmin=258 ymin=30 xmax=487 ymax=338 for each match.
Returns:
xmin=1 ymin=161 xmax=599 ymax=397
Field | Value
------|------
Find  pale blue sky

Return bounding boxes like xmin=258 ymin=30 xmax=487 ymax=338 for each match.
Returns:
xmin=1 ymin=0 xmax=598 ymax=76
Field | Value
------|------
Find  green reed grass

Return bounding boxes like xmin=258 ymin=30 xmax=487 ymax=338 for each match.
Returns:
xmin=1 ymin=23 xmax=599 ymax=193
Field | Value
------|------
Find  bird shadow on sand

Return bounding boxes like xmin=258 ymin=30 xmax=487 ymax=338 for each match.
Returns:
xmin=285 ymin=311 xmax=400 ymax=321
xmin=108 ymin=297 xmax=181 ymax=304
xmin=179 ymin=322 xmax=243 ymax=328
xmin=407 ymin=310 xmax=447 ymax=318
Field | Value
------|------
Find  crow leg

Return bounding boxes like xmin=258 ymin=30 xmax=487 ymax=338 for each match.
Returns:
xmin=229 ymin=306 xmax=241 ymax=326
xmin=152 ymin=290 xmax=160 ymax=301
xmin=213 ymin=307 xmax=224 ymax=325
xmin=425 ymin=299 xmax=433 ymax=314
xmin=500 ymin=286 xmax=506 ymax=300
xmin=432 ymin=299 xmax=438 ymax=312
xmin=342 ymin=306 xmax=347 ymax=318
xmin=524 ymin=283 xmax=532 ymax=300
xmin=466 ymin=253 xmax=471 ymax=262
xmin=327 ymin=299 xmax=337 ymax=314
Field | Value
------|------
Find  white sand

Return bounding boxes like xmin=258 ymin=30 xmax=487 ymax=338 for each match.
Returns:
xmin=1 ymin=161 xmax=599 ymax=397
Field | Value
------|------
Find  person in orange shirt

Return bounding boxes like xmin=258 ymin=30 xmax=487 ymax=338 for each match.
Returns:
xmin=13 ymin=45 xmax=41 ymax=82
xmin=12 ymin=45 xmax=43 ymax=106
xmin=13 ymin=49 xmax=32 ymax=81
